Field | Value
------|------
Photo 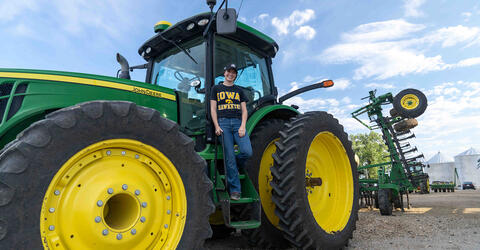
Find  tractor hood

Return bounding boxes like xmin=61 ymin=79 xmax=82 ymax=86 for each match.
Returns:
xmin=138 ymin=13 xmax=279 ymax=61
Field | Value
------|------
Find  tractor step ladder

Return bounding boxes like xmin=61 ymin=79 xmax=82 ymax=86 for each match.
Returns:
xmin=216 ymin=172 xmax=261 ymax=229
xmin=213 ymin=136 xmax=261 ymax=229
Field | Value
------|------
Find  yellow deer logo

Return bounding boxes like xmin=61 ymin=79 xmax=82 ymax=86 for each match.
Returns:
xmin=226 ymin=99 xmax=233 ymax=104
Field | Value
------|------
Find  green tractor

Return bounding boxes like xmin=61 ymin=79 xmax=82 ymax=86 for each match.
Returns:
xmin=0 ymin=1 xmax=358 ymax=249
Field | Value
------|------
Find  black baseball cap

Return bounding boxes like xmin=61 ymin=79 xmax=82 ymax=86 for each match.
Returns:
xmin=224 ymin=63 xmax=238 ymax=73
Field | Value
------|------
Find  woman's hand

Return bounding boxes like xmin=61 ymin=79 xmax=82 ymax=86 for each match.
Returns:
xmin=238 ymin=126 xmax=246 ymax=137
xmin=215 ymin=126 xmax=223 ymax=136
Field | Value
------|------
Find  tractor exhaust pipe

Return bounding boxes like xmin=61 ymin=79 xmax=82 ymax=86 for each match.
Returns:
xmin=116 ymin=53 xmax=131 ymax=80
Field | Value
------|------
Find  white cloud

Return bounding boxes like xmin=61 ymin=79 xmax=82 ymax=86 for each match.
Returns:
xmin=365 ymin=83 xmax=395 ymax=89
xmin=342 ymin=97 xmax=351 ymax=104
xmin=294 ymin=25 xmax=316 ymax=40
xmin=271 ymin=9 xmax=315 ymax=36
xmin=327 ymin=78 xmax=351 ymax=91
xmin=455 ymin=57 xmax=480 ymax=67
xmin=0 ymin=0 xmax=38 ymax=22
xmin=320 ymin=20 xmax=480 ymax=80
xmin=259 ymin=13 xmax=269 ymax=20
xmin=2 ymin=1 xmax=138 ymax=43
xmin=462 ymin=12 xmax=472 ymax=22
xmin=271 ymin=17 xmax=289 ymax=35
xmin=288 ymin=81 xmax=300 ymax=92
xmin=253 ymin=13 xmax=270 ymax=25
xmin=238 ymin=16 xmax=247 ymax=23
xmin=404 ymin=0 xmax=426 ymax=18
xmin=413 ymin=81 xmax=480 ymax=158
xmin=342 ymin=19 xmax=425 ymax=42
xmin=423 ymin=25 xmax=480 ymax=48
xmin=289 ymin=9 xmax=315 ymax=26
xmin=302 ymin=75 xmax=323 ymax=83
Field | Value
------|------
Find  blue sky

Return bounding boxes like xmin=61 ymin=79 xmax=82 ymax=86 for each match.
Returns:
xmin=1 ymin=0 xmax=480 ymax=160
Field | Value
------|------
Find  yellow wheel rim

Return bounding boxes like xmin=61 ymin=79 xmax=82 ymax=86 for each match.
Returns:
xmin=305 ymin=132 xmax=353 ymax=234
xmin=40 ymin=139 xmax=187 ymax=250
xmin=400 ymin=94 xmax=420 ymax=110
xmin=258 ymin=139 xmax=280 ymax=228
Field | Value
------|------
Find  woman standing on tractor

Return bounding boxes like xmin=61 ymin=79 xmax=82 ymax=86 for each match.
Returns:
xmin=210 ymin=63 xmax=252 ymax=200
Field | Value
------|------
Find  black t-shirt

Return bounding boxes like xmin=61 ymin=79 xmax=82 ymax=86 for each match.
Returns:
xmin=210 ymin=83 xmax=249 ymax=119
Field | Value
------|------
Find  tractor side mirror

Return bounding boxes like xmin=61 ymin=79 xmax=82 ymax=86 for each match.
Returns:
xmin=216 ymin=8 xmax=237 ymax=34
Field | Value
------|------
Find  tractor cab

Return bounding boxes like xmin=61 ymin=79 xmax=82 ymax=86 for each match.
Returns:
xmin=137 ymin=12 xmax=279 ymax=137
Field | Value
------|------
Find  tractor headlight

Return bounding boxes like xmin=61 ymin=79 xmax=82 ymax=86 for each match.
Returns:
xmin=197 ymin=18 xmax=209 ymax=26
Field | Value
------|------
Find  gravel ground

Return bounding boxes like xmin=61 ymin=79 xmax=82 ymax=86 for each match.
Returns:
xmin=206 ymin=190 xmax=480 ymax=249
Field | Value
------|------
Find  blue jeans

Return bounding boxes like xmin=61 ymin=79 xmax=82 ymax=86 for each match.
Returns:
xmin=218 ymin=118 xmax=252 ymax=194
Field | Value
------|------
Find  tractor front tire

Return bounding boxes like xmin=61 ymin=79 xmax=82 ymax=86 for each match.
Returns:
xmin=393 ymin=88 xmax=428 ymax=118
xmin=242 ymin=119 xmax=291 ymax=248
xmin=378 ymin=189 xmax=393 ymax=215
xmin=0 ymin=101 xmax=214 ymax=249
xmin=271 ymin=112 xmax=359 ymax=249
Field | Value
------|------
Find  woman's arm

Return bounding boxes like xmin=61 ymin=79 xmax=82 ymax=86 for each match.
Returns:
xmin=238 ymin=102 xmax=248 ymax=137
xmin=210 ymin=100 xmax=223 ymax=135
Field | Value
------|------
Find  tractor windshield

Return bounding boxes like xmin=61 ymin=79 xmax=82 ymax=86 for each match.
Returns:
xmin=151 ymin=37 xmax=206 ymax=133
xmin=214 ymin=36 xmax=272 ymax=107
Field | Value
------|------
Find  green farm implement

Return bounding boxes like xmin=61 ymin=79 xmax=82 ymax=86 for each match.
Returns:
xmin=0 ymin=1 xmax=358 ymax=249
xmin=352 ymin=89 xmax=429 ymax=215
xmin=430 ymin=168 xmax=459 ymax=192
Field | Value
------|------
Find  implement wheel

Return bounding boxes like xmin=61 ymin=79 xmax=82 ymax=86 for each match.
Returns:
xmin=394 ymin=118 xmax=418 ymax=132
xmin=393 ymin=88 xmax=428 ymax=118
xmin=242 ymin=119 xmax=290 ymax=248
xmin=0 ymin=101 xmax=214 ymax=249
xmin=378 ymin=189 xmax=393 ymax=215
xmin=271 ymin=112 xmax=359 ymax=249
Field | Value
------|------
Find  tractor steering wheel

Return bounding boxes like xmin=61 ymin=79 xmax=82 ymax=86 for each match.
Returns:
xmin=174 ymin=71 xmax=201 ymax=93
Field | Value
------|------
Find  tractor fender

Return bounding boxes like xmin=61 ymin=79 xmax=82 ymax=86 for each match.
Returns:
xmin=246 ymin=105 xmax=299 ymax=135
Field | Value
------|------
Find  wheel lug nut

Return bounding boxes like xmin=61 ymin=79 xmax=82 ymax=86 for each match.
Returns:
xmin=164 ymin=224 xmax=168 ymax=228
xmin=107 ymin=188 xmax=114 ymax=194
xmin=97 ymin=200 xmax=103 ymax=207
xmin=122 ymin=184 xmax=128 ymax=190
xmin=140 ymin=216 xmax=146 ymax=223
xmin=135 ymin=190 xmax=141 ymax=195
xmin=95 ymin=216 xmax=101 ymax=223
xmin=106 ymin=150 xmax=111 ymax=155
xmin=167 ymin=210 xmax=171 ymax=215
xmin=117 ymin=233 xmax=123 ymax=240
xmin=141 ymin=202 xmax=147 ymax=208
xmin=102 ymin=229 xmax=109 ymax=236
xmin=166 ymin=196 xmax=171 ymax=200
xmin=131 ymin=229 xmax=137 ymax=235
xmin=135 ymin=154 xmax=140 ymax=159
xmin=49 ymin=225 xmax=55 ymax=231
xmin=54 ymin=190 xmax=60 ymax=196
xmin=121 ymin=151 xmax=126 ymax=155
xmin=49 ymin=208 xmax=55 ymax=213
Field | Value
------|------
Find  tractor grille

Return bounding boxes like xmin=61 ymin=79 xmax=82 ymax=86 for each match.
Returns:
xmin=0 ymin=83 xmax=14 ymax=121
xmin=0 ymin=82 xmax=28 ymax=123
xmin=7 ymin=83 xmax=28 ymax=120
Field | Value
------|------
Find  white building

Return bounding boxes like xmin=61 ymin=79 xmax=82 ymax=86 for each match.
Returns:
xmin=425 ymin=152 xmax=456 ymax=183
xmin=454 ymin=147 xmax=480 ymax=188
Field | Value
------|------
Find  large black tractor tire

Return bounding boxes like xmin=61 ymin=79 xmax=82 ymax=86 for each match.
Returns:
xmin=0 ymin=101 xmax=214 ymax=249
xmin=394 ymin=118 xmax=418 ymax=132
xmin=242 ymin=119 xmax=291 ymax=249
xmin=271 ymin=112 xmax=359 ymax=249
xmin=374 ymin=191 xmax=379 ymax=209
xmin=393 ymin=88 xmax=428 ymax=118
xmin=378 ymin=189 xmax=393 ymax=215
